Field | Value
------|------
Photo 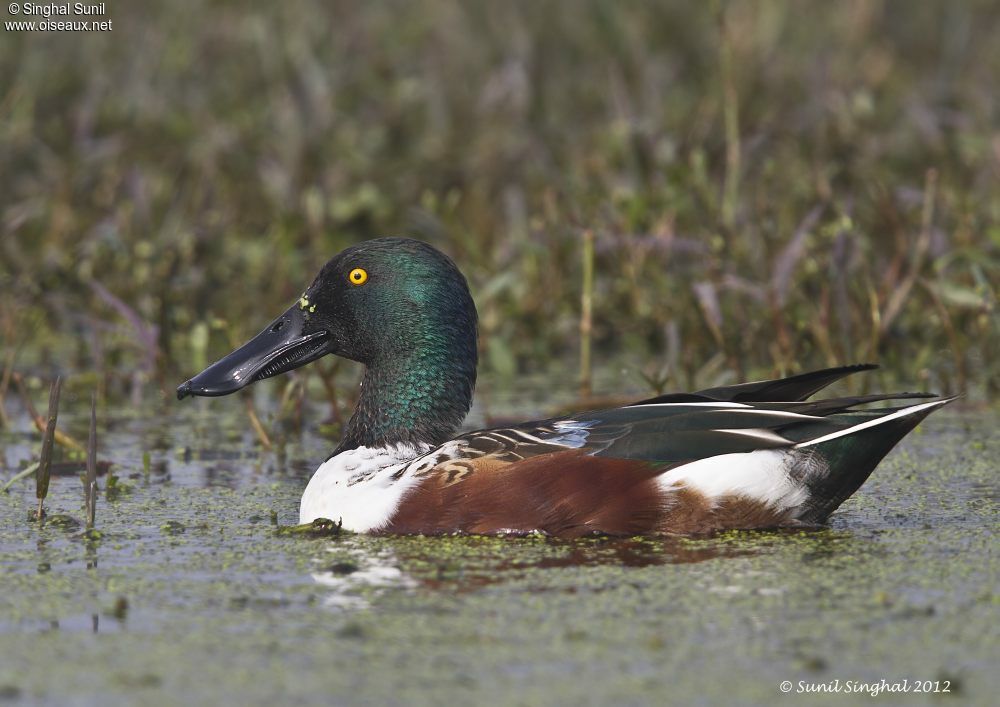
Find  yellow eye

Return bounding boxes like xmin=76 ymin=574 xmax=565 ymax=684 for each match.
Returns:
xmin=348 ymin=267 xmax=368 ymax=286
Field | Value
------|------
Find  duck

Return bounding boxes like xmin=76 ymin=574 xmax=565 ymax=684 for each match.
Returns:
xmin=176 ymin=237 xmax=952 ymax=537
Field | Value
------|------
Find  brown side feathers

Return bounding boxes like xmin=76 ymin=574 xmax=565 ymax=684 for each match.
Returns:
xmin=383 ymin=449 xmax=792 ymax=537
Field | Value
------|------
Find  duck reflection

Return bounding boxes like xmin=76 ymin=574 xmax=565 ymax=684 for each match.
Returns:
xmin=310 ymin=533 xmax=766 ymax=609
xmin=311 ymin=545 xmax=416 ymax=610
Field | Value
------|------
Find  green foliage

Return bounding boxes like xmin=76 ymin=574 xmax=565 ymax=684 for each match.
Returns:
xmin=104 ymin=470 xmax=131 ymax=502
xmin=1 ymin=1 xmax=997 ymax=398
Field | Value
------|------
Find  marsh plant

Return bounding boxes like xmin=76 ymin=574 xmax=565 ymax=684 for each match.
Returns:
xmin=0 ymin=2 xmax=996 ymax=408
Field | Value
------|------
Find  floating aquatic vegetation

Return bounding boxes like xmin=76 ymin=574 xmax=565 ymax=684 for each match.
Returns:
xmin=276 ymin=517 xmax=345 ymax=537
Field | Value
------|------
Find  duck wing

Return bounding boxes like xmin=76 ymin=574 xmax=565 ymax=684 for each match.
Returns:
xmin=384 ymin=368 xmax=952 ymax=536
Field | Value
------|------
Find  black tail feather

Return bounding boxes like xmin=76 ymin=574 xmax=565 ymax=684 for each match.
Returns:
xmin=635 ymin=364 xmax=879 ymax=406
xmin=795 ymin=399 xmax=953 ymax=523
xmin=697 ymin=364 xmax=878 ymax=402
xmin=756 ymin=392 xmax=936 ymax=417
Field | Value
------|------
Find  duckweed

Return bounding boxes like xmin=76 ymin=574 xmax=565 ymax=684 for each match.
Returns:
xmin=0 ymin=404 xmax=995 ymax=706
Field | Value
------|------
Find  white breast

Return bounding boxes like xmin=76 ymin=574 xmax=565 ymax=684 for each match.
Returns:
xmin=299 ymin=443 xmax=430 ymax=532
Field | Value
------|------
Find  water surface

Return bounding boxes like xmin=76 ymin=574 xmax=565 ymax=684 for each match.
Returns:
xmin=0 ymin=397 xmax=996 ymax=706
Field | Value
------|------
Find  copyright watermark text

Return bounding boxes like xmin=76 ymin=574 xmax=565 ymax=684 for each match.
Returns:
xmin=780 ymin=679 xmax=953 ymax=696
xmin=6 ymin=3 xmax=112 ymax=32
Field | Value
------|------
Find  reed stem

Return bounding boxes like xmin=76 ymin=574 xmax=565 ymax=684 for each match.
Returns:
xmin=244 ymin=396 xmax=273 ymax=449
xmin=719 ymin=10 xmax=741 ymax=229
xmin=86 ymin=390 xmax=98 ymax=529
xmin=36 ymin=377 xmax=62 ymax=521
xmin=579 ymin=229 xmax=594 ymax=399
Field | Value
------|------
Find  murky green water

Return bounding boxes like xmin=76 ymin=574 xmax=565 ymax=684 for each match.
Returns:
xmin=0 ymin=396 xmax=996 ymax=706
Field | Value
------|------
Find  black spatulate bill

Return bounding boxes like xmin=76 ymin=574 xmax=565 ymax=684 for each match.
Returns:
xmin=177 ymin=304 xmax=331 ymax=400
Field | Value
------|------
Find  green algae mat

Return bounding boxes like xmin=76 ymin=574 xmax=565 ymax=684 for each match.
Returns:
xmin=1 ymin=409 xmax=996 ymax=706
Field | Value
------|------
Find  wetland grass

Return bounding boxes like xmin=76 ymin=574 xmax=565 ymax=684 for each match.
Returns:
xmin=579 ymin=229 xmax=594 ymax=399
xmin=85 ymin=391 xmax=98 ymax=530
xmin=1 ymin=462 xmax=39 ymax=494
xmin=1 ymin=3 xmax=995 ymax=406
xmin=35 ymin=378 xmax=61 ymax=521
xmin=719 ymin=8 xmax=741 ymax=231
xmin=0 ymin=346 xmax=15 ymax=430
xmin=12 ymin=373 xmax=85 ymax=454
xmin=2 ymin=381 xmax=110 ymax=535
xmin=243 ymin=396 xmax=273 ymax=450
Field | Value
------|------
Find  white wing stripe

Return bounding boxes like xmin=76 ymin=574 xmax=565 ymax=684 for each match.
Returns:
xmin=722 ymin=409 xmax=823 ymax=421
xmin=794 ymin=399 xmax=948 ymax=448
xmin=626 ymin=402 xmax=751 ymax=409
xmin=713 ymin=428 xmax=790 ymax=444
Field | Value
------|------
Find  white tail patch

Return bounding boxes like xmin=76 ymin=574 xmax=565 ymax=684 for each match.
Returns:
xmin=794 ymin=399 xmax=950 ymax=449
xmin=657 ymin=449 xmax=808 ymax=510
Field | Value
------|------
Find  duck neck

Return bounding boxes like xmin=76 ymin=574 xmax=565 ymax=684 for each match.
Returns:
xmin=335 ymin=343 xmax=477 ymax=454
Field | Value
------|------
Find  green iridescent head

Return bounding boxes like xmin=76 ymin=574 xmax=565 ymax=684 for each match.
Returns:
xmin=178 ymin=237 xmax=479 ymax=450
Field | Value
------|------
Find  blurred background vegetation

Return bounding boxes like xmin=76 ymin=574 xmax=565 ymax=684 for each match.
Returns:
xmin=1 ymin=0 xmax=997 ymax=408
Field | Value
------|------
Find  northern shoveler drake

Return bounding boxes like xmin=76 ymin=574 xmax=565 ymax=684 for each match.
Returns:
xmin=177 ymin=237 xmax=953 ymax=537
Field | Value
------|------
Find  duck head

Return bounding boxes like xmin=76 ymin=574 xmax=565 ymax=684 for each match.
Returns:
xmin=177 ymin=237 xmax=478 ymax=450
